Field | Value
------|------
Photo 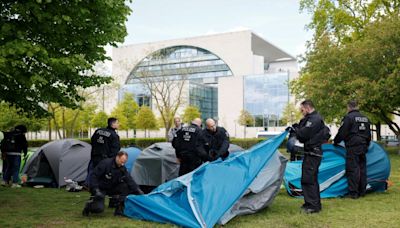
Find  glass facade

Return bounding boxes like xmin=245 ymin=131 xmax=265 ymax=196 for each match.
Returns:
xmin=126 ymin=46 xmax=232 ymax=84
xmin=123 ymin=46 xmax=230 ymax=117
xmin=189 ymin=82 xmax=218 ymax=120
xmin=244 ymin=72 xmax=290 ymax=127
xmin=119 ymin=84 xmax=151 ymax=107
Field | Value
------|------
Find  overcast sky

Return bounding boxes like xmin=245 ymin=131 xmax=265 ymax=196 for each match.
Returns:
xmin=122 ymin=0 xmax=313 ymax=57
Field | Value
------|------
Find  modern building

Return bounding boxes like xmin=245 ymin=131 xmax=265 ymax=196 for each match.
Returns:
xmin=111 ymin=30 xmax=298 ymax=138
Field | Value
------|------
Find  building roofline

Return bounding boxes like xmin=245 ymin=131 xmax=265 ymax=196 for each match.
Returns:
xmin=251 ymin=32 xmax=296 ymax=60
xmin=118 ymin=30 xmax=253 ymax=49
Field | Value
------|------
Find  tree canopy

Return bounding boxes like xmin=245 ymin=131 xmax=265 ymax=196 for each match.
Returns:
xmin=294 ymin=0 xmax=400 ymax=137
xmin=0 ymin=0 xmax=132 ymax=116
xmin=183 ymin=106 xmax=201 ymax=124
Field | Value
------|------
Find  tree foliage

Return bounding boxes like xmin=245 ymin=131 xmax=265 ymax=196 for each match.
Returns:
xmin=280 ymin=102 xmax=303 ymax=126
xmin=0 ymin=102 xmax=47 ymax=132
xmin=91 ymin=111 xmax=108 ymax=129
xmin=136 ymin=106 xmax=158 ymax=138
xmin=295 ymin=0 xmax=400 ymax=137
xmin=0 ymin=0 xmax=132 ymax=116
xmin=238 ymin=110 xmax=254 ymax=138
xmin=111 ymin=93 xmax=138 ymax=137
xmin=183 ymin=106 xmax=201 ymax=124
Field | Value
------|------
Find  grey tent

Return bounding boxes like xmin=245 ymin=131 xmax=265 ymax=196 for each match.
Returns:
xmin=218 ymin=151 xmax=288 ymax=224
xmin=131 ymin=142 xmax=178 ymax=188
xmin=131 ymin=143 xmax=244 ymax=190
xmin=22 ymin=139 xmax=91 ymax=187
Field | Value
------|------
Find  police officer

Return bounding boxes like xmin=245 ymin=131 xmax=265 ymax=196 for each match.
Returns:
xmin=203 ymin=118 xmax=230 ymax=161
xmin=90 ymin=117 xmax=121 ymax=167
xmin=82 ymin=151 xmax=143 ymax=216
xmin=334 ymin=100 xmax=371 ymax=199
xmin=86 ymin=118 xmax=121 ymax=187
xmin=293 ymin=100 xmax=330 ymax=213
xmin=172 ymin=118 xmax=209 ymax=176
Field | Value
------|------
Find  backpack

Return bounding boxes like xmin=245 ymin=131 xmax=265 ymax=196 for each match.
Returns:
xmin=0 ymin=131 xmax=18 ymax=153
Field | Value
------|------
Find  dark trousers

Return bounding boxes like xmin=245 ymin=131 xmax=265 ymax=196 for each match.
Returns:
xmin=346 ymin=145 xmax=368 ymax=196
xmin=1 ymin=157 xmax=7 ymax=181
xmin=85 ymin=182 xmax=132 ymax=214
xmin=301 ymin=154 xmax=322 ymax=210
xmin=178 ymin=159 xmax=202 ymax=176
xmin=4 ymin=155 xmax=21 ymax=184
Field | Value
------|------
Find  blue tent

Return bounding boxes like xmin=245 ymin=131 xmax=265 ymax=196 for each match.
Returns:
xmin=123 ymin=147 xmax=142 ymax=173
xmin=284 ymin=142 xmax=391 ymax=198
xmin=124 ymin=131 xmax=288 ymax=228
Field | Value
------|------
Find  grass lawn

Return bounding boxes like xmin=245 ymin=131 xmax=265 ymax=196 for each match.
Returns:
xmin=0 ymin=147 xmax=399 ymax=228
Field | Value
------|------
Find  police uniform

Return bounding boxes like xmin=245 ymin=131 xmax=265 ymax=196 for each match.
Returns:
xmin=83 ymin=157 xmax=143 ymax=216
xmin=203 ymin=126 xmax=230 ymax=161
xmin=334 ymin=110 xmax=371 ymax=198
xmin=295 ymin=111 xmax=330 ymax=212
xmin=172 ymin=123 xmax=209 ymax=176
xmin=90 ymin=127 xmax=121 ymax=167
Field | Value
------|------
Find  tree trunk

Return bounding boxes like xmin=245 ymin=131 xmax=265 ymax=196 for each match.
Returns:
xmin=48 ymin=117 xmax=52 ymax=141
xmin=375 ymin=122 xmax=381 ymax=141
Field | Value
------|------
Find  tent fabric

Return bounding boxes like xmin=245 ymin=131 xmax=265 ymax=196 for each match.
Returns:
xmin=218 ymin=152 xmax=287 ymax=225
xmin=131 ymin=143 xmax=245 ymax=187
xmin=22 ymin=139 xmax=91 ymax=187
xmin=124 ymin=131 xmax=288 ymax=228
xmin=131 ymin=142 xmax=178 ymax=187
xmin=123 ymin=147 xmax=141 ymax=173
xmin=284 ymin=142 xmax=391 ymax=198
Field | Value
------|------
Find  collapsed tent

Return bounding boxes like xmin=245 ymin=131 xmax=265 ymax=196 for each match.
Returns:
xmin=124 ymin=131 xmax=288 ymax=228
xmin=218 ymin=151 xmax=287 ymax=225
xmin=131 ymin=142 xmax=245 ymax=191
xmin=22 ymin=139 xmax=91 ymax=187
xmin=284 ymin=142 xmax=391 ymax=198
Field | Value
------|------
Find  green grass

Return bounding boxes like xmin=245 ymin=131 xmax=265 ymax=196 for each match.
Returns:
xmin=1 ymin=147 xmax=399 ymax=228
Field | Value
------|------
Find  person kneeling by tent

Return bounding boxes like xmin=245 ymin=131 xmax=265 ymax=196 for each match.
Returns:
xmin=82 ymin=151 xmax=143 ymax=216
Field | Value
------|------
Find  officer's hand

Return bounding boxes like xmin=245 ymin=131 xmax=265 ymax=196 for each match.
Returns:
xmin=209 ymin=150 xmax=217 ymax=160
xmin=292 ymin=123 xmax=299 ymax=129
xmin=176 ymin=158 xmax=181 ymax=164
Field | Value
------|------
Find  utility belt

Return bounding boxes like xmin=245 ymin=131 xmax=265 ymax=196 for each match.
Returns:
xmin=302 ymin=147 xmax=322 ymax=157
xmin=5 ymin=152 xmax=22 ymax=156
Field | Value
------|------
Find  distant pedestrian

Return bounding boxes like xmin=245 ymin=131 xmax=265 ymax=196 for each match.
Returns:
xmin=1 ymin=125 xmax=28 ymax=188
xmin=168 ymin=117 xmax=182 ymax=142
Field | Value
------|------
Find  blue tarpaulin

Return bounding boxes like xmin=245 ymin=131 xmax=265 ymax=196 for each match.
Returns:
xmin=124 ymin=131 xmax=288 ymax=228
xmin=284 ymin=142 xmax=391 ymax=198
xmin=123 ymin=147 xmax=142 ymax=173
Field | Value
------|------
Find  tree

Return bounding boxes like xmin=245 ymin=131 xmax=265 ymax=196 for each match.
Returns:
xmin=0 ymin=102 xmax=46 ymax=138
xmin=136 ymin=106 xmax=158 ymax=138
xmin=111 ymin=93 xmax=139 ymax=138
xmin=238 ymin=110 xmax=254 ymax=138
xmin=91 ymin=111 xmax=108 ymax=129
xmin=0 ymin=1 xmax=132 ymax=116
xmin=295 ymin=1 xmax=400 ymax=138
xmin=280 ymin=102 xmax=303 ymax=126
xmin=183 ymin=106 xmax=201 ymax=124
xmin=128 ymin=49 xmax=190 ymax=140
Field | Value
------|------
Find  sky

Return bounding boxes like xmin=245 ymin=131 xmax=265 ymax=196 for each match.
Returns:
xmin=121 ymin=0 xmax=313 ymax=58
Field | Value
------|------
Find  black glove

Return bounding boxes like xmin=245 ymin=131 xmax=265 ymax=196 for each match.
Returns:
xmin=292 ymin=123 xmax=299 ymax=129
xmin=93 ymin=188 xmax=104 ymax=200
xmin=285 ymin=126 xmax=295 ymax=133
xmin=209 ymin=149 xmax=217 ymax=161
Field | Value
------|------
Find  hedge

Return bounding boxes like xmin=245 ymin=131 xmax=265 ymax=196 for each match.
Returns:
xmin=28 ymin=137 xmax=286 ymax=150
